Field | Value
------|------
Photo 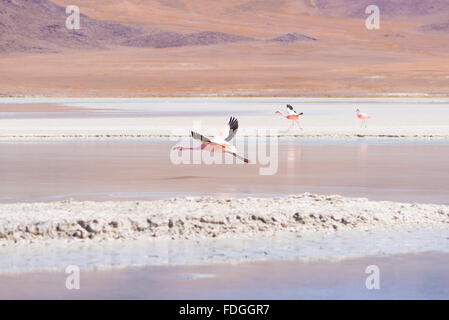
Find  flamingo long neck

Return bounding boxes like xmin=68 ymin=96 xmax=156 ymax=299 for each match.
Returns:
xmin=276 ymin=110 xmax=287 ymax=117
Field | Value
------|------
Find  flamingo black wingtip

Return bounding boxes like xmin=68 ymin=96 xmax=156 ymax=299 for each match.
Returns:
xmin=228 ymin=116 xmax=238 ymax=131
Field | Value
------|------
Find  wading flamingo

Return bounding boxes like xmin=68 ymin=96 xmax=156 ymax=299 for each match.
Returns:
xmin=275 ymin=104 xmax=303 ymax=131
xmin=356 ymin=108 xmax=371 ymax=128
xmin=173 ymin=116 xmax=249 ymax=163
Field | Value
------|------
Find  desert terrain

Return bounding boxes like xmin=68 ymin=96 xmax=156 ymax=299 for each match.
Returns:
xmin=1 ymin=0 xmax=449 ymax=97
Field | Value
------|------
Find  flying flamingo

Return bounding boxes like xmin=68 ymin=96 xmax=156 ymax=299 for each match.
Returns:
xmin=356 ymin=108 xmax=371 ymax=128
xmin=275 ymin=104 xmax=303 ymax=131
xmin=173 ymin=116 xmax=249 ymax=163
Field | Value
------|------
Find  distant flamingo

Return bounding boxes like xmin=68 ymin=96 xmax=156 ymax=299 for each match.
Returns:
xmin=275 ymin=104 xmax=303 ymax=131
xmin=173 ymin=116 xmax=249 ymax=163
xmin=356 ymin=108 xmax=371 ymax=128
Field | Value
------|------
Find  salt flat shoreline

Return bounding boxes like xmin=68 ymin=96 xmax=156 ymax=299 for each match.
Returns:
xmin=1 ymin=193 xmax=448 ymax=245
xmin=1 ymin=97 xmax=449 ymax=140
xmin=1 ymin=122 xmax=448 ymax=140
xmin=1 ymin=131 xmax=449 ymax=140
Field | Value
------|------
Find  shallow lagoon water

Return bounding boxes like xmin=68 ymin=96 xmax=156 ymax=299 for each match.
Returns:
xmin=1 ymin=139 xmax=449 ymax=204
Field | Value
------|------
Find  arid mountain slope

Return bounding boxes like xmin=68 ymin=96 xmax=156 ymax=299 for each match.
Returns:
xmin=0 ymin=0 xmax=145 ymax=53
xmin=0 ymin=0 xmax=260 ymax=53
xmin=1 ymin=0 xmax=449 ymax=96
xmin=51 ymin=0 xmax=449 ymax=34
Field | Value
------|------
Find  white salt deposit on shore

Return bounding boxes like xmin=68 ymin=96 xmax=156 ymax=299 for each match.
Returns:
xmin=1 ymin=193 xmax=448 ymax=244
xmin=1 ymin=194 xmax=449 ymax=273
xmin=0 ymin=117 xmax=448 ymax=140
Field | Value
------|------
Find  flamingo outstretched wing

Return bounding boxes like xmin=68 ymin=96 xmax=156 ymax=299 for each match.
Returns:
xmin=286 ymin=104 xmax=303 ymax=116
xmin=191 ymin=131 xmax=212 ymax=143
xmin=215 ymin=116 xmax=239 ymax=142
xmin=286 ymin=104 xmax=297 ymax=116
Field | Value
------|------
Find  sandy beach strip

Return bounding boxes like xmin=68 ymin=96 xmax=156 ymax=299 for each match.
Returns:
xmin=1 ymin=193 xmax=448 ymax=244
xmin=1 ymin=117 xmax=448 ymax=140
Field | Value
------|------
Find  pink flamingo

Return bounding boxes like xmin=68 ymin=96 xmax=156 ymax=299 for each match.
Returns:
xmin=275 ymin=104 xmax=303 ymax=131
xmin=172 ymin=117 xmax=249 ymax=163
xmin=356 ymin=108 xmax=371 ymax=128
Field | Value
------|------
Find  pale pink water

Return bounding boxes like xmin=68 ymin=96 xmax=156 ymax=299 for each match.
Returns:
xmin=0 ymin=140 xmax=448 ymax=204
